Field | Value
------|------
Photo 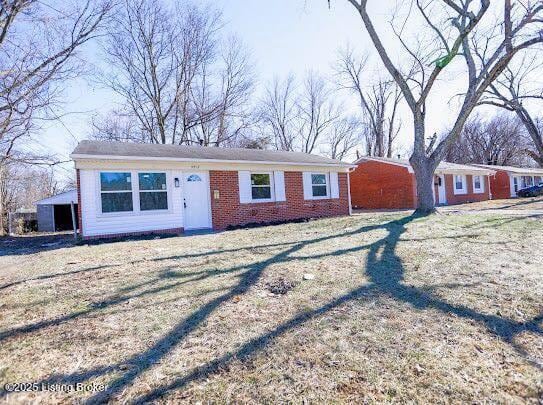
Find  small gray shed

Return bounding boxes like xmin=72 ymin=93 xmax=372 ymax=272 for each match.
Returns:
xmin=36 ymin=190 xmax=78 ymax=232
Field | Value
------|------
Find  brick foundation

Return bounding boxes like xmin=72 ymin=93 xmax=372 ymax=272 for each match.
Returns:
xmin=82 ymin=227 xmax=184 ymax=241
xmin=209 ymin=171 xmax=350 ymax=230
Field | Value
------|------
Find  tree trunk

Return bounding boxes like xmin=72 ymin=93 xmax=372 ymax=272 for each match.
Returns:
xmin=515 ymin=109 xmax=543 ymax=167
xmin=410 ymin=157 xmax=436 ymax=214
xmin=0 ymin=164 xmax=5 ymax=236
xmin=410 ymin=116 xmax=436 ymax=215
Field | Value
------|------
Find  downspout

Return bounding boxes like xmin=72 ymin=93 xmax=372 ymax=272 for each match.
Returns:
xmin=347 ymin=169 xmax=353 ymax=216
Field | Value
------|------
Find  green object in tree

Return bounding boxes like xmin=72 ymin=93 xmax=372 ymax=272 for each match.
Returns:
xmin=435 ymin=52 xmax=456 ymax=68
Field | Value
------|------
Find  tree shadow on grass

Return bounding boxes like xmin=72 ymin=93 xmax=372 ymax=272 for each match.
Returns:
xmin=131 ymin=215 xmax=542 ymax=403
xmin=0 ymin=264 xmax=121 ymax=291
xmin=475 ymin=197 xmax=543 ymax=211
xmin=1 ymin=214 xmax=541 ymax=403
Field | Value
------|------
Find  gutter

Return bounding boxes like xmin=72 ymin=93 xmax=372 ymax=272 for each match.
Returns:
xmin=70 ymin=154 xmax=356 ymax=169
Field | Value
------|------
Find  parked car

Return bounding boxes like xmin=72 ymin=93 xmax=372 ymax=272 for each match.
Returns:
xmin=517 ymin=184 xmax=543 ymax=197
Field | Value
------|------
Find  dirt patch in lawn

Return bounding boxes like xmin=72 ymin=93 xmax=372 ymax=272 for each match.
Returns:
xmin=0 ymin=213 xmax=542 ymax=403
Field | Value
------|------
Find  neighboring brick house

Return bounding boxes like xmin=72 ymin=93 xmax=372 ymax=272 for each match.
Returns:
xmin=70 ymin=141 xmax=354 ymax=239
xmin=472 ymin=164 xmax=543 ymax=199
xmin=350 ymin=156 xmax=495 ymax=209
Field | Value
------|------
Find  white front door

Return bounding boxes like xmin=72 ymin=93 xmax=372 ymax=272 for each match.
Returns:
xmin=183 ymin=172 xmax=211 ymax=230
xmin=437 ymin=175 xmax=447 ymax=205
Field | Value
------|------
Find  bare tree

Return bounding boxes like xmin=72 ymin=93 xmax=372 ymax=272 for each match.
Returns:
xmin=90 ymin=109 xmax=148 ymax=143
xmin=0 ymin=0 xmax=112 ymax=159
xmin=341 ymin=0 xmax=543 ymax=212
xmin=101 ymin=0 xmax=223 ymax=145
xmin=326 ymin=116 xmax=363 ymax=160
xmin=296 ymin=71 xmax=341 ymax=154
xmin=190 ymin=36 xmax=256 ymax=146
xmin=444 ymin=113 xmax=531 ymax=165
xmin=259 ymin=75 xmax=299 ymax=151
xmin=0 ymin=0 xmax=112 ymax=233
xmin=336 ymin=48 xmax=402 ymax=158
xmin=480 ymin=54 xmax=543 ymax=166
xmin=0 ymin=162 xmax=61 ymax=232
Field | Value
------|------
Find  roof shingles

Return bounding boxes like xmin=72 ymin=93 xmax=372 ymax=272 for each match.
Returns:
xmin=71 ymin=140 xmax=352 ymax=167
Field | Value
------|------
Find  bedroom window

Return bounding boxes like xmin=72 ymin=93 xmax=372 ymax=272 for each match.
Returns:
xmin=250 ymin=173 xmax=272 ymax=200
xmin=473 ymin=175 xmax=484 ymax=193
xmin=311 ymin=174 xmax=328 ymax=198
xmin=139 ymin=173 xmax=168 ymax=211
xmin=100 ymin=172 xmax=133 ymax=213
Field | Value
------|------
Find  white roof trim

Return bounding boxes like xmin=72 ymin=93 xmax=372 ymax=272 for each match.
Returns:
xmin=356 ymin=156 xmax=495 ymax=175
xmin=70 ymin=154 xmax=357 ymax=168
xmin=435 ymin=168 xmax=496 ymax=175
xmin=355 ymin=156 xmax=414 ymax=173
xmin=472 ymin=164 xmax=543 ymax=176
xmin=37 ymin=190 xmax=77 ymax=205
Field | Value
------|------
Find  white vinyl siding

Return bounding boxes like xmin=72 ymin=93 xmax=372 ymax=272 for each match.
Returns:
xmin=80 ymin=169 xmax=183 ymax=237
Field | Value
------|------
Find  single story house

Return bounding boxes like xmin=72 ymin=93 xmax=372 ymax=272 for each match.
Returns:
xmin=71 ymin=141 xmax=354 ymax=239
xmin=472 ymin=164 xmax=543 ymax=199
xmin=36 ymin=190 xmax=78 ymax=232
xmin=350 ymin=156 xmax=495 ymax=209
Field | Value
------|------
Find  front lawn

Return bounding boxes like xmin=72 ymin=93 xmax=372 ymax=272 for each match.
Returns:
xmin=0 ymin=213 xmax=542 ymax=403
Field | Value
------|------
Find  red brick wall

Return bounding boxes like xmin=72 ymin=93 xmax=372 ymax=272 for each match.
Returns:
xmin=209 ymin=171 xmax=350 ymax=230
xmin=444 ymin=174 xmax=491 ymax=205
xmin=350 ymin=161 xmax=416 ymax=209
xmin=488 ymin=170 xmax=512 ymax=199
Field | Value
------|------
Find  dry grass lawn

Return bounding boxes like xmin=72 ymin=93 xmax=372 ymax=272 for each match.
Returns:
xmin=439 ymin=196 xmax=543 ymax=212
xmin=0 ymin=212 xmax=542 ymax=403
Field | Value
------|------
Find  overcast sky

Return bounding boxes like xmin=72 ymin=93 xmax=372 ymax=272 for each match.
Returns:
xmin=40 ymin=0 xmax=505 ymax=182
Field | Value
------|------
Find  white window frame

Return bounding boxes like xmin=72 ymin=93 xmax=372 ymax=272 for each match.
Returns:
xmin=472 ymin=175 xmax=484 ymax=194
xmin=453 ymin=175 xmax=467 ymax=195
xmin=138 ymin=172 xmax=169 ymax=212
xmin=310 ymin=173 xmax=330 ymax=199
xmin=250 ymin=172 xmax=275 ymax=203
xmin=524 ymin=176 xmax=534 ymax=187
xmin=98 ymin=171 xmax=134 ymax=214
xmin=96 ymin=170 xmax=172 ymax=217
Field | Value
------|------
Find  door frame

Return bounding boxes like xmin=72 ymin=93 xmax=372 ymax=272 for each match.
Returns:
xmin=511 ymin=175 xmax=520 ymax=197
xmin=181 ymin=170 xmax=212 ymax=230
xmin=436 ymin=174 xmax=447 ymax=205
